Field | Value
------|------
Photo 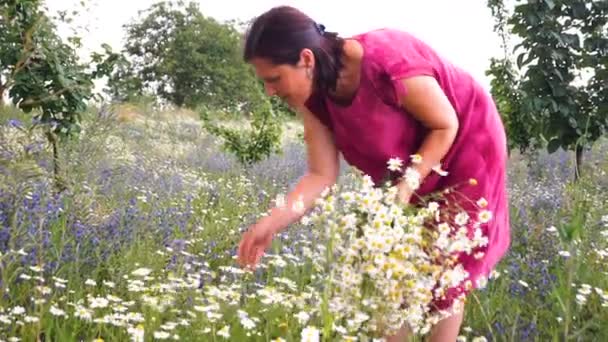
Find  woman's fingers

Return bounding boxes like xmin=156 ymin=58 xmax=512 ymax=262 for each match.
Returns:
xmin=254 ymin=246 xmax=265 ymax=266
xmin=238 ymin=232 xmax=253 ymax=267
xmin=237 ymin=225 xmax=272 ymax=269
xmin=243 ymin=236 xmax=260 ymax=267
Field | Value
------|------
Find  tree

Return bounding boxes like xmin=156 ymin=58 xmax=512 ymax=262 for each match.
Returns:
xmin=112 ymin=0 xmax=283 ymax=165
xmin=486 ymin=0 xmax=531 ymax=154
xmin=486 ymin=0 xmax=608 ymax=179
xmin=112 ymin=0 xmax=265 ymax=112
xmin=0 ymin=0 xmax=120 ymax=189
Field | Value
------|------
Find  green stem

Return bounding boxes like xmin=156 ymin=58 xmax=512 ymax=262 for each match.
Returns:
xmin=322 ymin=221 xmax=335 ymax=341
xmin=563 ymin=256 xmax=575 ymax=340
xmin=471 ymin=292 xmax=495 ymax=338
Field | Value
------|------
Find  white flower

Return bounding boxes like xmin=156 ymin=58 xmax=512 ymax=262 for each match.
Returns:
xmin=472 ymin=337 xmax=487 ymax=342
xmin=474 ymin=252 xmax=485 ymax=260
xmin=24 ymin=316 xmax=39 ymax=323
xmin=435 ymin=236 xmax=449 ymax=250
xmin=427 ymin=201 xmax=440 ymax=212
xmin=131 ymin=268 xmax=153 ymax=277
xmin=128 ymin=325 xmax=145 ymax=342
xmin=410 ymin=154 xmax=423 ymax=164
xmin=275 ymin=194 xmax=286 ymax=208
xmin=37 ymin=286 xmax=52 ymax=295
xmin=455 ymin=212 xmax=469 ymax=226
xmin=578 ymin=284 xmax=592 ymax=295
xmin=11 ymin=306 xmax=25 ymax=315
xmin=85 ymin=279 xmax=96 ymax=286
xmin=295 ymin=311 xmax=310 ymax=325
xmin=575 ymin=294 xmax=587 ymax=305
xmin=363 ymin=175 xmax=374 ymax=189
xmin=292 ymin=196 xmax=305 ymax=214
xmin=403 ymin=167 xmax=421 ymax=191
xmin=518 ymin=280 xmax=529 ymax=288
xmin=431 ymin=164 xmax=448 ymax=176
xmin=476 ymin=276 xmax=488 ymax=289
xmin=558 ymin=251 xmax=571 ymax=258
xmin=217 ymin=325 xmax=230 ymax=339
xmin=29 ymin=266 xmax=43 ymax=273
xmin=387 ymin=157 xmax=403 ymax=172
xmin=103 ymin=280 xmax=116 ymax=288
xmin=301 ymin=326 xmax=320 ymax=342
xmin=237 ymin=310 xmax=257 ymax=330
xmin=89 ymin=297 xmax=109 ymax=309
xmin=437 ymin=222 xmax=451 ymax=235
xmin=74 ymin=306 xmax=93 ymax=321
xmin=546 ymin=226 xmax=558 ymax=233
xmin=153 ymin=331 xmax=171 ymax=339
xmin=478 ymin=210 xmax=492 ymax=224
xmin=49 ymin=306 xmax=66 ymax=317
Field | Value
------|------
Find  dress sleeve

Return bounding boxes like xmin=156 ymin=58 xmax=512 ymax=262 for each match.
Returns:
xmin=367 ymin=29 xmax=437 ymax=106
xmin=304 ymin=91 xmax=332 ymax=130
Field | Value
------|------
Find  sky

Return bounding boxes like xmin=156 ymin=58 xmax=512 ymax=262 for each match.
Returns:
xmin=44 ymin=0 xmax=504 ymax=90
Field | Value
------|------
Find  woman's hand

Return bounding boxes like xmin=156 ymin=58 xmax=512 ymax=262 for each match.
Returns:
xmin=237 ymin=222 xmax=276 ymax=270
xmin=396 ymin=179 xmax=415 ymax=205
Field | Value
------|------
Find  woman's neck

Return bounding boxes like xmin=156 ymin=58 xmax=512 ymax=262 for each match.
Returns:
xmin=328 ymin=39 xmax=364 ymax=105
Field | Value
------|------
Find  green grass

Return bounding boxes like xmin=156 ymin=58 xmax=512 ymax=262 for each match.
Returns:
xmin=0 ymin=104 xmax=607 ymax=341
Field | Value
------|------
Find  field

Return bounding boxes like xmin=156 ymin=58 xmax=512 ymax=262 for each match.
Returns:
xmin=1 ymin=104 xmax=607 ymax=341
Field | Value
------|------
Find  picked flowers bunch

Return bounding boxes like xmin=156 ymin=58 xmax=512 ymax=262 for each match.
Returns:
xmin=302 ymin=156 xmax=493 ymax=339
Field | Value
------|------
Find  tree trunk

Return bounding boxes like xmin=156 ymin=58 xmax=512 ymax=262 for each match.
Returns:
xmin=45 ymin=131 xmax=67 ymax=192
xmin=0 ymin=84 xmax=5 ymax=106
xmin=574 ymin=145 xmax=583 ymax=181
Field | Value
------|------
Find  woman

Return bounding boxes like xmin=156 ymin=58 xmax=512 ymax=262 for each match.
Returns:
xmin=237 ymin=5 xmax=510 ymax=341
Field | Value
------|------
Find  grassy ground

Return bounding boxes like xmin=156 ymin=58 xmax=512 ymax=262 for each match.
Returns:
xmin=0 ymin=104 xmax=606 ymax=341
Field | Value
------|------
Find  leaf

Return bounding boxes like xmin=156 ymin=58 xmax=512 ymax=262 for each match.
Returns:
xmin=547 ymin=138 xmax=561 ymax=153
xmin=572 ymin=2 xmax=588 ymax=19
xmin=525 ymin=11 xmax=540 ymax=26
xmin=517 ymin=53 xmax=528 ymax=69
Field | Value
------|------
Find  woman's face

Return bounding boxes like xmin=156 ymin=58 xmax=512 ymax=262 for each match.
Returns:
xmin=250 ymin=49 xmax=315 ymax=109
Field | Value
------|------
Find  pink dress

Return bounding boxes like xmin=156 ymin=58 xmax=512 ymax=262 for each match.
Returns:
xmin=305 ymin=28 xmax=510 ymax=311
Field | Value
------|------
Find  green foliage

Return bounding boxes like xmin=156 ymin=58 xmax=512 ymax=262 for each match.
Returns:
xmin=111 ymin=0 xmax=264 ymax=112
xmin=0 ymin=0 xmax=119 ymax=138
xmin=101 ymin=54 xmax=144 ymax=103
xmin=486 ymin=0 xmax=532 ymax=153
xmin=200 ymin=98 xmax=283 ymax=166
xmin=111 ymin=0 xmax=285 ymax=165
xmin=1 ymin=0 xmax=120 ymax=190
xmin=486 ymin=0 xmax=608 ymax=173
xmin=2 ymin=106 xmax=608 ymax=340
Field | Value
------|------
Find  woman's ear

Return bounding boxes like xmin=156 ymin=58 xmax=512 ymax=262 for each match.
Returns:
xmin=299 ymin=48 xmax=315 ymax=69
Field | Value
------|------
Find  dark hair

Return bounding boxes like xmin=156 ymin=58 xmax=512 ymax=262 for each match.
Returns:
xmin=243 ymin=6 xmax=345 ymax=93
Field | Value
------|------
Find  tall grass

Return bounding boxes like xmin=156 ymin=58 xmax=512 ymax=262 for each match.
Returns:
xmin=0 ymin=104 xmax=606 ymax=341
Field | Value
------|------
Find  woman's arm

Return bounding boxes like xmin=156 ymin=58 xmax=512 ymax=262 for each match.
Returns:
xmin=238 ymin=106 xmax=339 ymax=267
xmin=260 ymin=106 xmax=340 ymax=233
xmin=395 ymin=75 xmax=459 ymax=196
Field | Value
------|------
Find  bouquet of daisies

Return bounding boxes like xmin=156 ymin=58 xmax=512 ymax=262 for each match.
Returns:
xmin=302 ymin=157 xmax=492 ymax=339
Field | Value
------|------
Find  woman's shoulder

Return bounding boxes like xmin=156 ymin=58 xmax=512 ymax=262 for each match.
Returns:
xmin=353 ymin=28 xmax=439 ymax=73
xmin=352 ymin=28 xmax=427 ymax=51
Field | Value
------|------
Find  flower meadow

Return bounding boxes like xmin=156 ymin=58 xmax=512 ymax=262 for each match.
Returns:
xmin=1 ymin=105 xmax=607 ymax=341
